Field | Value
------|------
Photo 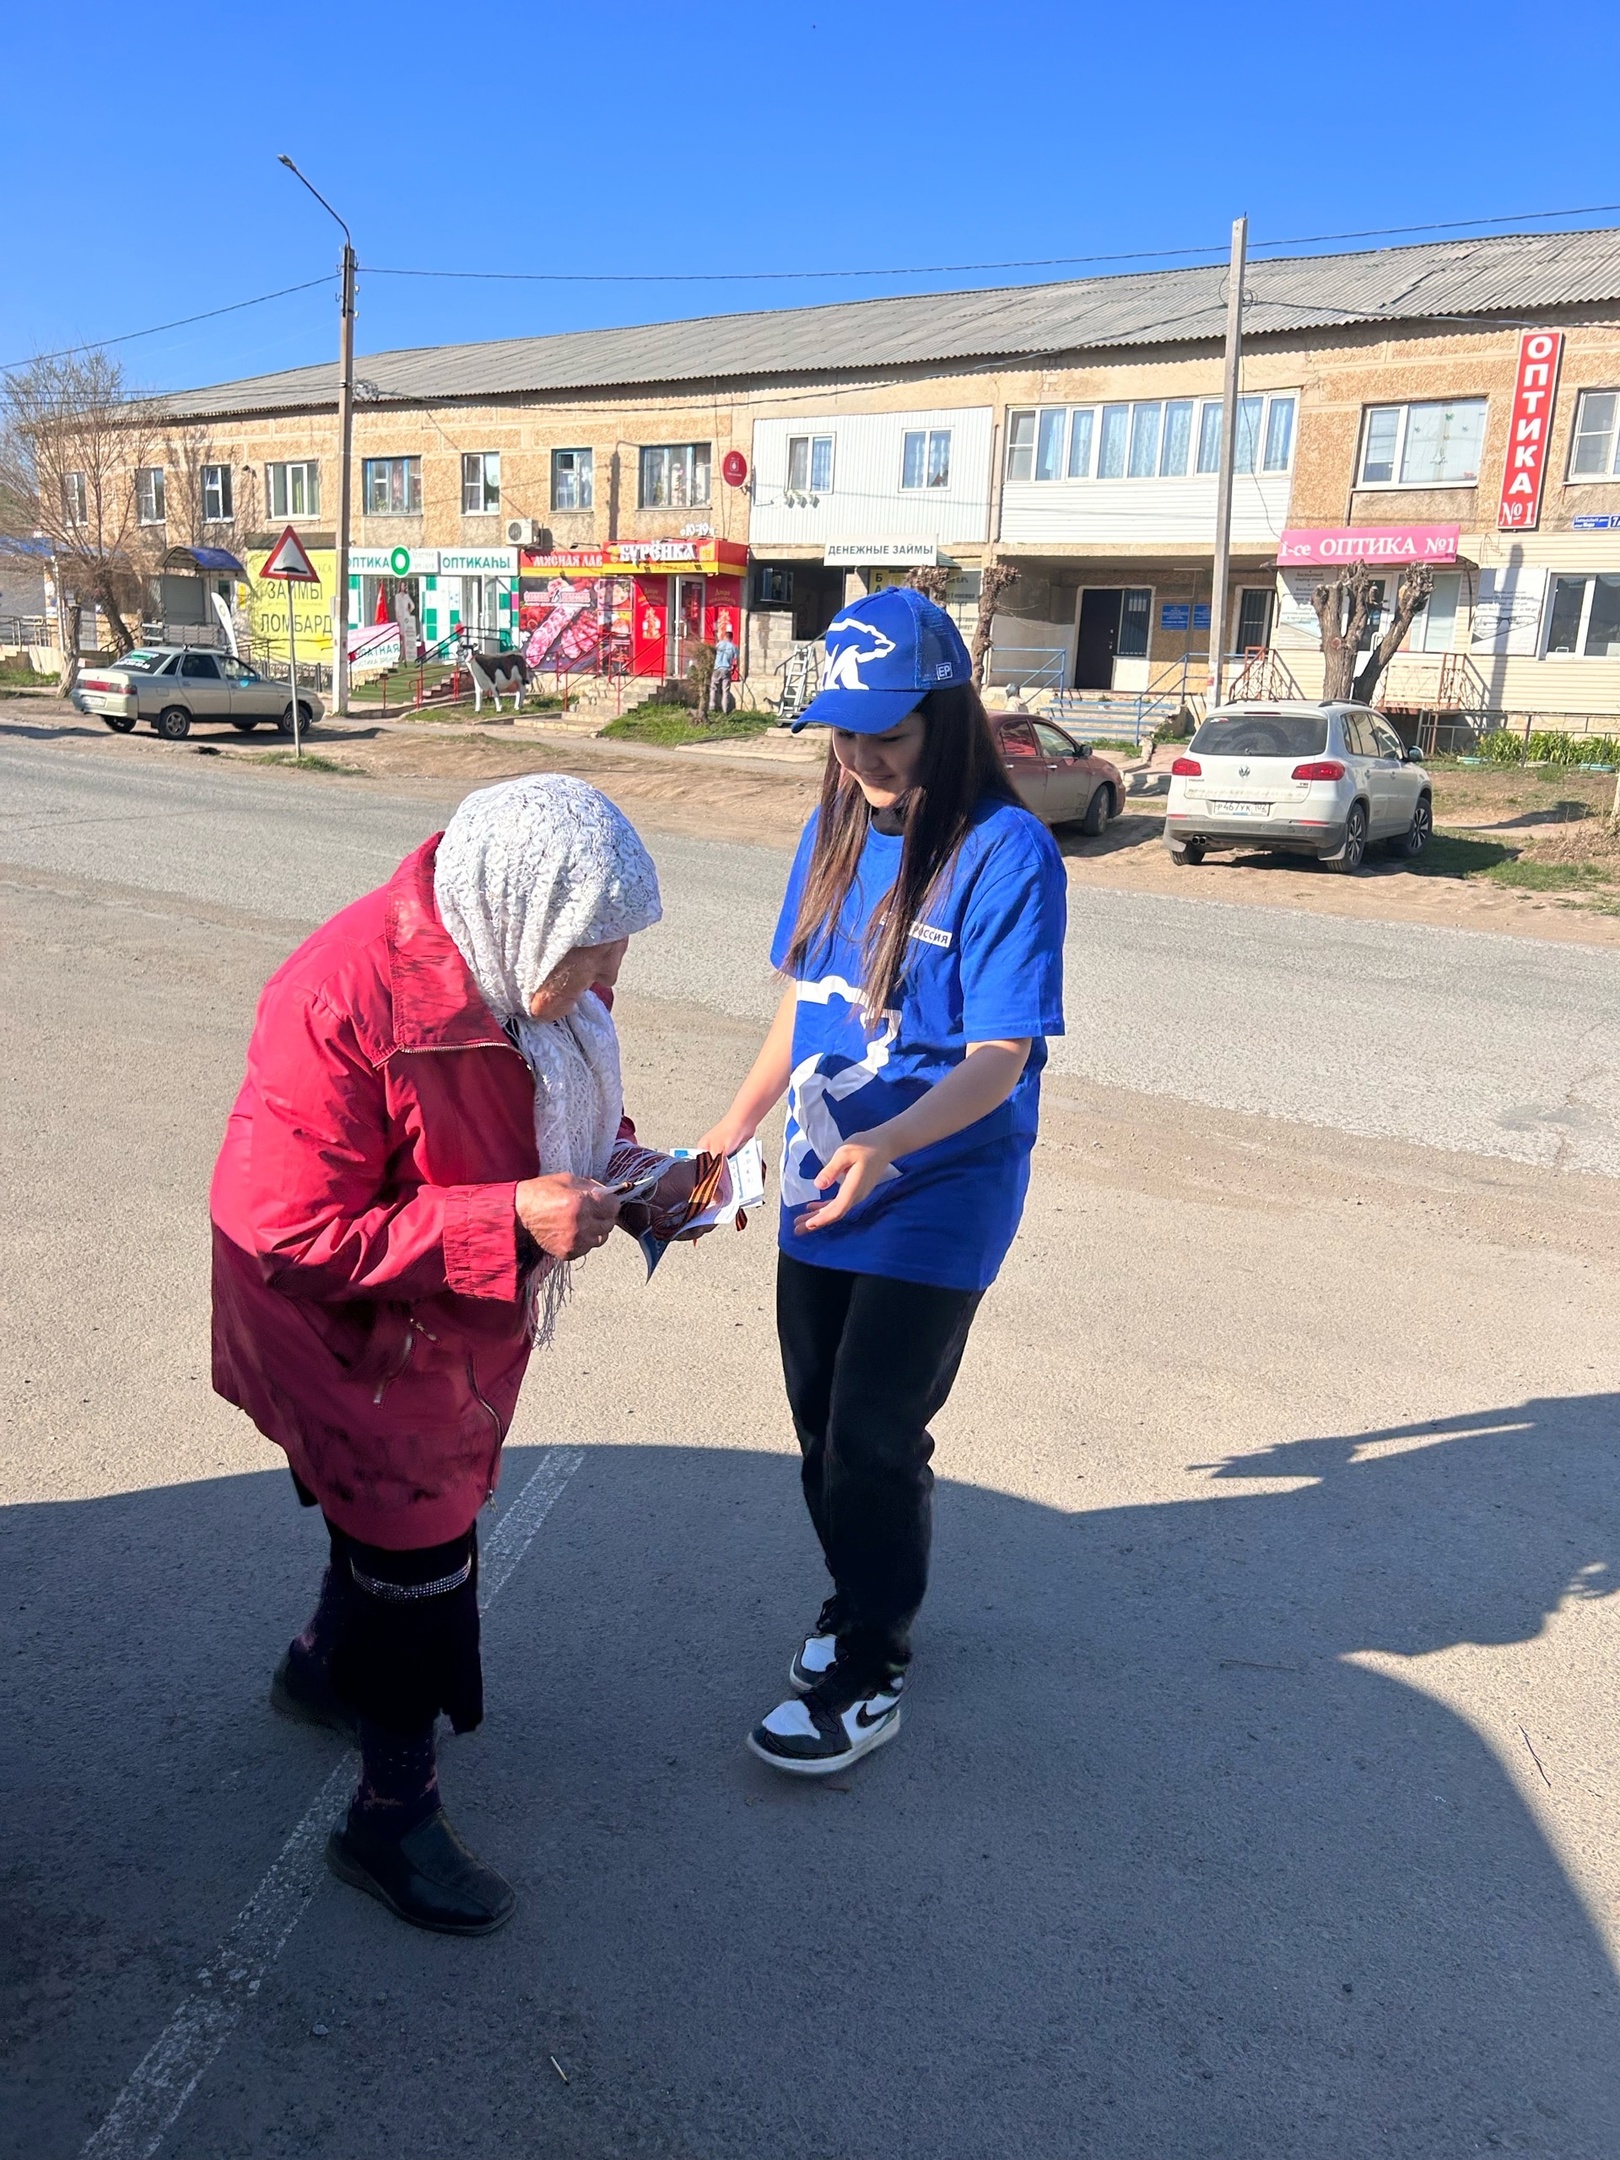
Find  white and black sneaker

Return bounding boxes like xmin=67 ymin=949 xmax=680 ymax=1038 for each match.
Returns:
xmin=748 ymin=1660 xmax=906 ymax=1777
xmin=788 ymin=1596 xmax=844 ymax=1693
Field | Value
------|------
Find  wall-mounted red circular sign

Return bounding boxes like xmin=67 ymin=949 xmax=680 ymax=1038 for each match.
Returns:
xmin=721 ymin=450 xmax=749 ymax=488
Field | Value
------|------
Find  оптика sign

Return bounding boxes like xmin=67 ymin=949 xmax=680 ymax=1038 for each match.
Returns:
xmin=1278 ymin=525 xmax=1460 ymax=567
xmin=1497 ymin=332 xmax=1564 ymax=533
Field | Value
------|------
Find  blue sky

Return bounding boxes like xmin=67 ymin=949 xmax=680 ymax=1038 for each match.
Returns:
xmin=4 ymin=0 xmax=1618 ymax=395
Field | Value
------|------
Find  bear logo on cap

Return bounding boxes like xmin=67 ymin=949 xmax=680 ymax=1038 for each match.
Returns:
xmin=822 ymin=616 xmax=897 ymax=691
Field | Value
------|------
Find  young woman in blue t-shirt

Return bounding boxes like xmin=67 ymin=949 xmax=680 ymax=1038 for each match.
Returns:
xmin=699 ymin=586 xmax=1067 ymax=1776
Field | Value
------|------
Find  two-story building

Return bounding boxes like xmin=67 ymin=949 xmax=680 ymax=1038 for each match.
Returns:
xmin=155 ymin=224 xmax=1620 ymax=724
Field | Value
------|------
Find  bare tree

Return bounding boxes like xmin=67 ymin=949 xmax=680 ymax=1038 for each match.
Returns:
xmin=0 ymin=350 xmax=161 ymax=684
xmin=1311 ymin=561 xmax=1434 ymax=703
xmin=969 ymin=560 xmax=1020 ymax=688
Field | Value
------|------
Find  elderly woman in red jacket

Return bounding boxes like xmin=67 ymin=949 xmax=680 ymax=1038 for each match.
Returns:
xmin=211 ymin=774 xmax=683 ymax=1936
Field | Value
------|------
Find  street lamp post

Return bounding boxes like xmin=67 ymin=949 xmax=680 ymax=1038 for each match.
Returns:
xmin=277 ymin=155 xmax=355 ymax=717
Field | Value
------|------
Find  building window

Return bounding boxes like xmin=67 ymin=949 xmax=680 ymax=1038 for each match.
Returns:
xmin=901 ymin=428 xmax=951 ymax=489
xmin=1197 ymin=403 xmax=1223 ymax=474
xmin=1008 ymin=392 xmax=1297 ymax=484
xmin=62 ymin=471 xmax=87 ymax=525
xmin=1358 ymin=399 xmax=1486 ymax=488
xmin=1235 ymin=587 xmax=1275 ymax=651
xmin=201 ymin=464 xmax=233 ymax=522
xmin=1118 ymin=586 xmax=1152 ymax=659
xmin=1160 ymin=399 xmax=1193 ymax=476
xmin=1411 ymin=568 xmax=1462 ymax=653
xmin=363 ymin=457 xmax=422 ymax=516
xmin=754 ymin=565 xmax=794 ymax=607
xmin=1097 ymin=406 xmax=1128 ymax=479
xmin=1262 ymin=395 xmax=1295 ymax=473
xmin=787 ymin=434 xmax=834 ymax=492
xmin=266 ymin=460 xmax=320 ymax=519
xmin=461 ymin=452 xmax=500 ymax=514
xmin=638 ymin=443 xmax=710 ymax=509
xmin=1569 ymin=390 xmax=1620 ymax=479
xmin=1067 ymin=408 xmax=1095 ymax=478
xmin=135 ymin=467 xmax=166 ymax=525
xmin=552 ymin=448 xmax=593 ymax=511
xmin=1545 ymin=574 xmax=1620 ymax=658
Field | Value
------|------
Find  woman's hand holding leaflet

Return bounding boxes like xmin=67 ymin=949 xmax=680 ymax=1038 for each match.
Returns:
xmin=515 ymin=1173 xmax=620 ymax=1260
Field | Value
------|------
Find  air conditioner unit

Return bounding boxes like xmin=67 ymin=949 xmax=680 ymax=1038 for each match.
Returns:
xmin=505 ymin=517 xmax=545 ymax=546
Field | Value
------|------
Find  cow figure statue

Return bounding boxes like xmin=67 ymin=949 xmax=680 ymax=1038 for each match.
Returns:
xmin=461 ymin=638 xmax=531 ymax=716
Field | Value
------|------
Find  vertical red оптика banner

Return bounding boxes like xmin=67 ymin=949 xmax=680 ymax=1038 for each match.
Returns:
xmin=1498 ymin=330 xmax=1564 ymax=532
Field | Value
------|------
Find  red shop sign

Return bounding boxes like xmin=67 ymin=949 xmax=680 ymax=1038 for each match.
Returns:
xmin=721 ymin=449 xmax=749 ymax=488
xmin=1498 ymin=330 xmax=1564 ymax=532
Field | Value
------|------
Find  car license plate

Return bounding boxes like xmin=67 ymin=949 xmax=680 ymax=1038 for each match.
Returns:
xmin=1211 ymin=799 xmax=1269 ymax=816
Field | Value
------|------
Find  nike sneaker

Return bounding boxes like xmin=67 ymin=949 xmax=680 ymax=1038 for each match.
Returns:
xmin=748 ymin=1660 xmax=905 ymax=1777
xmin=788 ymin=1596 xmax=844 ymax=1693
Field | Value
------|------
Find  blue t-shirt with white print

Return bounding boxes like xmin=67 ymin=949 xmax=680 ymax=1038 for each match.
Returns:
xmin=769 ymin=796 xmax=1067 ymax=1291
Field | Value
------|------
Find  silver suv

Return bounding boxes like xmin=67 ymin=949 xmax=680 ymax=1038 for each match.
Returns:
xmin=1163 ymin=701 xmax=1431 ymax=873
xmin=73 ymin=648 xmax=324 ymax=741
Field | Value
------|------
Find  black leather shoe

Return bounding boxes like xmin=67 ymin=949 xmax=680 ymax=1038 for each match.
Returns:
xmin=326 ymin=1806 xmax=516 ymax=1935
xmin=270 ymin=1645 xmax=361 ymax=1746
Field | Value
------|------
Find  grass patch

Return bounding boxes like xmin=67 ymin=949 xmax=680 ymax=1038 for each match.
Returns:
xmin=1485 ymin=858 xmax=1608 ymax=892
xmin=246 ymin=751 xmax=364 ymax=775
xmin=0 ymin=662 xmax=55 ymax=688
xmin=599 ymin=702 xmax=777 ymax=747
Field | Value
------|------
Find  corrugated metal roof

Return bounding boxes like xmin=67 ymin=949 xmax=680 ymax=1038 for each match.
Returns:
xmin=164 ymin=225 xmax=1620 ymax=419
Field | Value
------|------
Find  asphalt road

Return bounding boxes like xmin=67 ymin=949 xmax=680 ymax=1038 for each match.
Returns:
xmin=4 ymin=731 xmax=1620 ymax=2159
xmin=4 ymin=733 xmax=1619 ymax=1172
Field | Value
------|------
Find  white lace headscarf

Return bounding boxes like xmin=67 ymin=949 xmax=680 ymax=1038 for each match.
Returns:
xmin=433 ymin=774 xmax=662 ymax=1339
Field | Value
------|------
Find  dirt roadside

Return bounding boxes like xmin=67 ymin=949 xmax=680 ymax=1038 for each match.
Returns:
xmin=7 ymin=696 xmax=1620 ymax=948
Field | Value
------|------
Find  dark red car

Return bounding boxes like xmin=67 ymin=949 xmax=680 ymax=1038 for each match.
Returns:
xmin=994 ymin=713 xmax=1125 ymax=835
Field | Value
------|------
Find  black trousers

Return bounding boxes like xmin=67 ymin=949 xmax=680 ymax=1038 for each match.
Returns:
xmin=776 ymin=1250 xmax=983 ymax=1673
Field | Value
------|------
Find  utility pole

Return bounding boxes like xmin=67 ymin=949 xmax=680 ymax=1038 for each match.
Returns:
xmin=1207 ymin=213 xmax=1248 ymax=711
xmin=278 ymin=155 xmax=355 ymax=715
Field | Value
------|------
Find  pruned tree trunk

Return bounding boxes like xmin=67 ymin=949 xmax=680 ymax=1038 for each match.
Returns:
xmin=1352 ymin=564 xmax=1434 ymax=703
xmin=905 ymin=566 xmax=952 ymax=604
xmin=1311 ymin=565 xmax=1377 ymax=700
xmin=970 ymin=561 xmax=1020 ymax=688
xmin=1311 ymin=562 xmax=1434 ymax=704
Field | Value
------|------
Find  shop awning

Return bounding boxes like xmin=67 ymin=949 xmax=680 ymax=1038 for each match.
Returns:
xmin=161 ymin=543 xmax=249 ymax=576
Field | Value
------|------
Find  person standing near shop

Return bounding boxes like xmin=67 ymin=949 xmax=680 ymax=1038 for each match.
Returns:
xmin=697 ymin=585 xmax=1067 ymax=1776
xmin=709 ymin=620 xmax=739 ymax=714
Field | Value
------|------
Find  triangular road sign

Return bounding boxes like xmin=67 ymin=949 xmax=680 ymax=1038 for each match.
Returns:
xmin=261 ymin=524 xmax=320 ymax=582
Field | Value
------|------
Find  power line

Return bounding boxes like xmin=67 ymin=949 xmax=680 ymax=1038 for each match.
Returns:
xmin=0 ymin=278 xmax=333 ymax=375
xmin=365 ymin=202 xmax=1620 ymax=288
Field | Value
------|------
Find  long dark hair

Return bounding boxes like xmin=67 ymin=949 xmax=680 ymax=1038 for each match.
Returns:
xmin=782 ymin=683 xmax=1021 ymax=1017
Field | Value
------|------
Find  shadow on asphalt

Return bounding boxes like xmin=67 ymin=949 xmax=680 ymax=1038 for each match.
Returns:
xmin=4 ymin=1405 xmax=1618 ymax=2159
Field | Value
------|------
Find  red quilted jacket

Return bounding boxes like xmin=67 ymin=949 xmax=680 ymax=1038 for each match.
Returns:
xmin=211 ymin=833 xmax=622 ymax=1547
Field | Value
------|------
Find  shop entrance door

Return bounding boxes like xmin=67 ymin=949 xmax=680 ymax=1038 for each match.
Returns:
xmin=1074 ymin=589 xmax=1124 ymax=688
xmin=671 ymin=575 xmax=705 ymax=683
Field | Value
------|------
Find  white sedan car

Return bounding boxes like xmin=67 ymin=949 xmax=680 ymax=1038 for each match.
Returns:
xmin=1163 ymin=701 xmax=1432 ymax=873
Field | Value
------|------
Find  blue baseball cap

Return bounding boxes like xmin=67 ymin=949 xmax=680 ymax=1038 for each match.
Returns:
xmin=792 ymin=583 xmax=973 ymax=733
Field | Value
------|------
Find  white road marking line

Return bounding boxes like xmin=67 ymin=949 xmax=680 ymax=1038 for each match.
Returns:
xmin=79 ymin=1447 xmax=584 ymax=2160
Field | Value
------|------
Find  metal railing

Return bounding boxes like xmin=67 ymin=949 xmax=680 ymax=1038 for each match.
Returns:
xmin=990 ymin=644 xmax=1068 ymax=693
xmin=0 ymin=615 xmax=50 ymax=647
